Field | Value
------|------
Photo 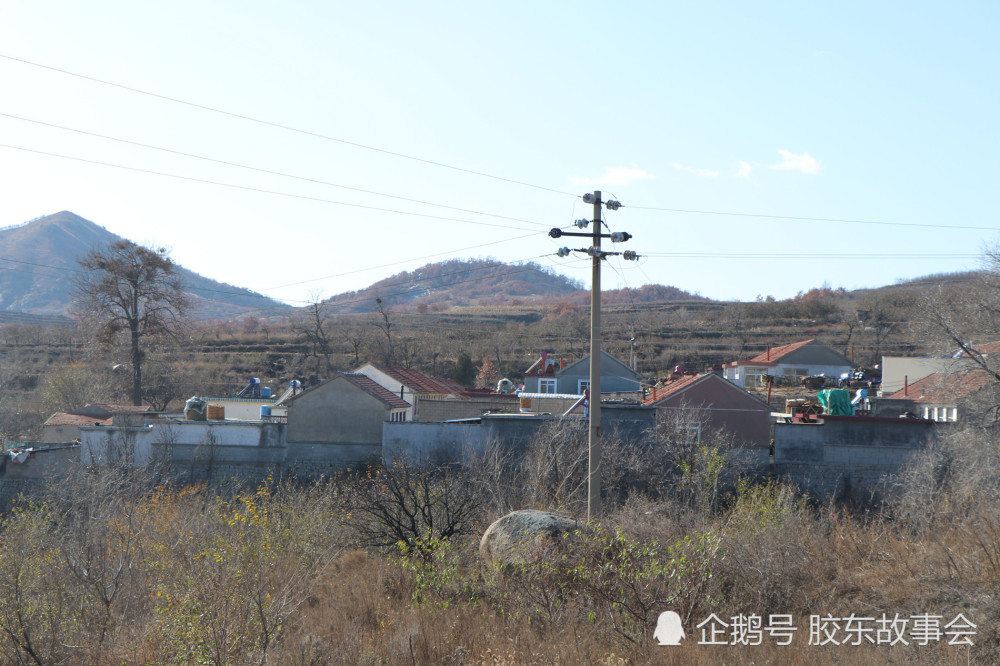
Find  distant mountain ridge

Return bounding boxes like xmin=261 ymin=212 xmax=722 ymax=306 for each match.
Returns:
xmin=321 ymin=257 xmax=708 ymax=313
xmin=0 ymin=211 xmax=290 ymax=319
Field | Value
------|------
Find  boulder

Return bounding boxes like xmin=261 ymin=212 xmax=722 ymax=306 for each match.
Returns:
xmin=479 ymin=509 xmax=581 ymax=565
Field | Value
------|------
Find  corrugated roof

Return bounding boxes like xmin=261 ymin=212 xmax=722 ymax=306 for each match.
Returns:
xmin=342 ymin=373 xmax=412 ymax=409
xmin=884 ymin=370 xmax=992 ymax=403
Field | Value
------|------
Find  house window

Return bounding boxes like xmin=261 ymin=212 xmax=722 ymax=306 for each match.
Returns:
xmin=578 ymin=380 xmax=590 ymax=394
xmin=539 ymin=378 xmax=557 ymax=394
xmin=785 ymin=368 xmax=808 ymax=378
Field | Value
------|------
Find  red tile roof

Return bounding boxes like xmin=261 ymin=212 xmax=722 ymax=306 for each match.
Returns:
xmin=884 ymin=370 xmax=992 ymax=403
xmin=342 ymin=373 xmax=412 ymax=409
xmin=43 ymin=413 xmax=112 ymax=428
xmin=642 ymin=374 xmax=705 ymax=406
xmin=375 ymin=365 xmax=465 ymax=395
xmin=747 ymin=339 xmax=815 ymax=364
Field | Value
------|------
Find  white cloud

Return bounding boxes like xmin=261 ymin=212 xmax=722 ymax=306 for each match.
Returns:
xmin=770 ymin=150 xmax=822 ymax=175
xmin=570 ymin=166 xmax=655 ymax=187
xmin=736 ymin=161 xmax=753 ymax=178
xmin=671 ymin=162 xmax=719 ymax=178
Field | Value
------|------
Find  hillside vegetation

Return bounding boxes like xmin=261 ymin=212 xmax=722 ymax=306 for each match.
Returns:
xmin=0 ymin=212 xmax=289 ymax=319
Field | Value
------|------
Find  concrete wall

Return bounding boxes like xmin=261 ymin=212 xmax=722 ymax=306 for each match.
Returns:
xmin=382 ymin=405 xmax=657 ymax=465
xmin=0 ymin=446 xmax=79 ymax=510
xmin=417 ymin=395 xmax=519 ymax=421
xmin=774 ymin=416 xmax=937 ymax=496
xmin=200 ymin=397 xmax=278 ymax=421
xmin=81 ymin=421 xmax=287 ymax=471
xmin=383 ymin=422 xmax=486 ymax=465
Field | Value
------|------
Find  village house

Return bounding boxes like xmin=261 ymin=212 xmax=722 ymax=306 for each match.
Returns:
xmin=642 ymin=373 xmax=772 ymax=453
xmin=880 ymin=341 xmax=1000 ymax=395
xmin=520 ymin=350 xmax=641 ymax=396
xmin=42 ymin=404 xmax=156 ymax=444
xmin=352 ymin=363 xmax=466 ymax=421
xmin=722 ymin=339 xmax=853 ymax=388
xmin=78 ymin=372 xmax=413 ymax=478
xmin=873 ymin=369 xmax=994 ymax=423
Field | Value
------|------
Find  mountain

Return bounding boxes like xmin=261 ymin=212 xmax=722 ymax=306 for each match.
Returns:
xmin=0 ymin=211 xmax=290 ymax=319
xmin=321 ymin=258 xmax=707 ymax=313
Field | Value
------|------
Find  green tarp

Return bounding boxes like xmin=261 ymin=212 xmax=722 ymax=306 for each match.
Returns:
xmin=817 ymin=388 xmax=853 ymax=416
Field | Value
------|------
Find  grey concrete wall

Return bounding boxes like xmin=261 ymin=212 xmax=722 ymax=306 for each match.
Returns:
xmin=0 ymin=446 xmax=79 ymax=510
xmin=774 ymin=416 xmax=937 ymax=496
xmin=417 ymin=396 xmax=518 ymax=422
xmin=383 ymin=422 xmax=486 ymax=465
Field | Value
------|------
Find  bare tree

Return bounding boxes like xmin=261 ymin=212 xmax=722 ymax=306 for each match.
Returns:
xmin=293 ymin=298 xmax=337 ymax=375
xmin=343 ymin=323 xmax=370 ymax=367
xmin=372 ymin=297 xmax=395 ymax=365
xmin=74 ymin=240 xmax=189 ymax=406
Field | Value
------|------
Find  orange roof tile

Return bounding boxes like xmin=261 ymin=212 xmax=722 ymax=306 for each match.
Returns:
xmin=374 ymin=365 xmax=465 ymax=395
xmin=342 ymin=373 xmax=412 ymax=409
xmin=747 ymin=339 xmax=815 ymax=364
xmin=642 ymin=374 xmax=704 ymax=406
xmin=43 ymin=413 xmax=112 ymax=428
xmin=884 ymin=370 xmax=992 ymax=403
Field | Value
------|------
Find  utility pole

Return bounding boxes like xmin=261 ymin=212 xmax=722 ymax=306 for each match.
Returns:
xmin=549 ymin=191 xmax=637 ymax=522
xmin=588 ymin=191 xmax=603 ymax=522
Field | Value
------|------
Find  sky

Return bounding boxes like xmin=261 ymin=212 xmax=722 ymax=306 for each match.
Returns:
xmin=1 ymin=1 xmax=998 ymax=309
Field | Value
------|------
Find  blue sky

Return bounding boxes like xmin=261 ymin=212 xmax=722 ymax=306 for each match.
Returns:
xmin=1 ymin=1 xmax=997 ymax=307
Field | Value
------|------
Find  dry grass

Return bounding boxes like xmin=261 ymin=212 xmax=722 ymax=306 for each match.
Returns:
xmin=0 ymin=460 xmax=992 ymax=664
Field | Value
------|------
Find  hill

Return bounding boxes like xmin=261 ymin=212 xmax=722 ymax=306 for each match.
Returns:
xmin=0 ymin=212 xmax=290 ymax=319
xmin=320 ymin=258 xmax=708 ymax=313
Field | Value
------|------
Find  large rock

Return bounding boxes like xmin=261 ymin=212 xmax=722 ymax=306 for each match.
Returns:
xmin=479 ymin=510 xmax=581 ymax=565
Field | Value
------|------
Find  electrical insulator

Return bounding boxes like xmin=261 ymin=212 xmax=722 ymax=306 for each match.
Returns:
xmin=605 ymin=200 xmax=621 ymax=211
xmin=623 ymin=250 xmax=638 ymax=261
xmin=574 ymin=218 xmax=590 ymax=228
xmin=587 ymin=246 xmax=606 ymax=258
xmin=557 ymin=247 xmax=571 ymax=257
xmin=548 ymin=228 xmax=562 ymax=238
xmin=582 ymin=193 xmax=597 ymax=204
xmin=610 ymin=231 xmax=632 ymax=243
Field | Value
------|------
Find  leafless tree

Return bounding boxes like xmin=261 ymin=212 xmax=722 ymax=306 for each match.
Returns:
xmin=338 ymin=462 xmax=485 ymax=548
xmin=293 ymin=297 xmax=337 ymax=375
xmin=372 ymin=297 xmax=395 ymax=365
xmin=74 ymin=240 xmax=189 ymax=406
xmin=342 ymin=323 xmax=370 ymax=367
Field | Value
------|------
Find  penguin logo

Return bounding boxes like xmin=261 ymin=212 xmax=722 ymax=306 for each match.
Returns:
xmin=653 ymin=610 xmax=685 ymax=645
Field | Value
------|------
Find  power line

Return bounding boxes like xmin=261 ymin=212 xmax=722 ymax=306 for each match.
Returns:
xmin=626 ymin=205 xmax=1000 ymax=232
xmin=639 ymin=251 xmax=980 ymax=259
xmin=0 ymin=111 xmax=552 ymax=229
xmin=0 ymin=143 xmax=542 ymax=233
xmin=0 ymin=53 xmax=578 ymax=198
